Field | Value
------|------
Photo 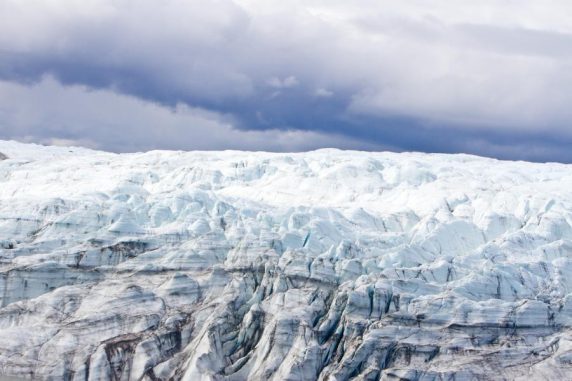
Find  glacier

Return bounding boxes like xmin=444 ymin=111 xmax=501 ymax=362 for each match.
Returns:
xmin=1 ymin=140 xmax=572 ymax=380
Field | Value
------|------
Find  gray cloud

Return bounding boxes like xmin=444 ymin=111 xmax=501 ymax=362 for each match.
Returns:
xmin=0 ymin=77 xmax=388 ymax=152
xmin=0 ymin=0 xmax=571 ymax=161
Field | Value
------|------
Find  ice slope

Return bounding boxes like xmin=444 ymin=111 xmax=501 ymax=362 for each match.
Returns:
xmin=1 ymin=140 xmax=572 ymax=380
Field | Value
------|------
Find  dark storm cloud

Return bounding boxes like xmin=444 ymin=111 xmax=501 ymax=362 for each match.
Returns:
xmin=1 ymin=0 xmax=572 ymax=162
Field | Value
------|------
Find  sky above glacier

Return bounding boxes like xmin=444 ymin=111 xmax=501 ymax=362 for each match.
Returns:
xmin=1 ymin=0 xmax=572 ymax=162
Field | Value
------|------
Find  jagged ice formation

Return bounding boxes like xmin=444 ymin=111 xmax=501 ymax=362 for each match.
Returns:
xmin=1 ymin=140 xmax=572 ymax=380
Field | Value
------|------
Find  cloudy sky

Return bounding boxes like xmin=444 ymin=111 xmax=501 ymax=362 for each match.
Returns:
xmin=1 ymin=0 xmax=572 ymax=162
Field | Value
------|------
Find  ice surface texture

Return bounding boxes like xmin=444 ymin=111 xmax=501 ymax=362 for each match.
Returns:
xmin=1 ymin=140 xmax=572 ymax=380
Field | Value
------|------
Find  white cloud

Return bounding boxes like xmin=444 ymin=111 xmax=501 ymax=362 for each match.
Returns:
xmin=266 ymin=76 xmax=299 ymax=89
xmin=315 ymin=88 xmax=334 ymax=97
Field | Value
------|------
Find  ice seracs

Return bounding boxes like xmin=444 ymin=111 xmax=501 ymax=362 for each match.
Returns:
xmin=1 ymin=140 xmax=572 ymax=380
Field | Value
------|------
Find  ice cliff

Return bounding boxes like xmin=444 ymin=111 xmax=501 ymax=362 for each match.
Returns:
xmin=1 ymin=140 xmax=572 ymax=380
